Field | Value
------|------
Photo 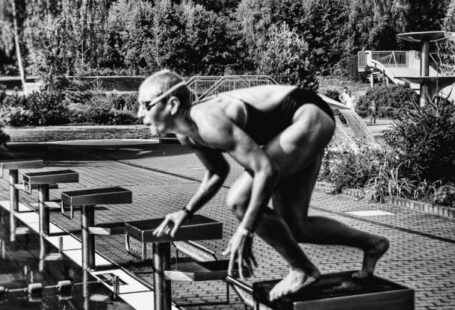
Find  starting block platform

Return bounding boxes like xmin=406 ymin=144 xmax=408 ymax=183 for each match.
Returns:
xmin=253 ymin=271 xmax=414 ymax=310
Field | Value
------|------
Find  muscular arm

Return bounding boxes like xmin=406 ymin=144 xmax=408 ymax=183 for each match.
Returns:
xmin=197 ymin=115 xmax=278 ymax=233
xmin=178 ymin=135 xmax=230 ymax=215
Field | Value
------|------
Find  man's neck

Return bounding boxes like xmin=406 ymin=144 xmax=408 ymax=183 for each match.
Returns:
xmin=170 ymin=109 xmax=197 ymax=136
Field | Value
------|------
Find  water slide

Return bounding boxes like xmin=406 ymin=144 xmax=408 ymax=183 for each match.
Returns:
xmin=361 ymin=50 xmax=440 ymax=90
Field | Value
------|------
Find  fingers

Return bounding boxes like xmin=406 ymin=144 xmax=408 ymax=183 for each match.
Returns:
xmin=224 ymin=233 xmax=258 ymax=279
xmin=228 ymin=247 xmax=235 ymax=277
xmin=153 ymin=217 xmax=173 ymax=237
xmin=170 ymin=223 xmax=179 ymax=237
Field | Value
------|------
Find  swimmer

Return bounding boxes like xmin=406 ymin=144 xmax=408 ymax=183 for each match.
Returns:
xmin=138 ymin=70 xmax=389 ymax=301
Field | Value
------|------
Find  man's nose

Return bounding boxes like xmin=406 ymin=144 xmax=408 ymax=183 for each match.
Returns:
xmin=137 ymin=105 xmax=144 ymax=119
xmin=137 ymin=106 xmax=153 ymax=126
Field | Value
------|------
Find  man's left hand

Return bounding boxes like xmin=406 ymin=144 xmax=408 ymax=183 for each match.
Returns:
xmin=222 ymin=227 xmax=257 ymax=279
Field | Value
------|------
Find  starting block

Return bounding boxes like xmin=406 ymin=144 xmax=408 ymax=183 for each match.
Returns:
xmin=61 ymin=187 xmax=132 ymax=271
xmin=22 ymin=170 xmax=79 ymax=236
xmin=125 ymin=215 xmax=223 ymax=310
xmin=253 ymin=271 xmax=414 ymax=310
xmin=0 ymin=159 xmax=43 ymax=241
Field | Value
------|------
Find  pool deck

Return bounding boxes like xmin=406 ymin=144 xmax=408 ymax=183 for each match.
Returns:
xmin=0 ymin=140 xmax=454 ymax=310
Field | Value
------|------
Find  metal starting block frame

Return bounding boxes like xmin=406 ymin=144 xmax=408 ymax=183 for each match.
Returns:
xmin=0 ymin=159 xmax=43 ymax=242
xmin=22 ymin=170 xmax=79 ymax=236
xmin=252 ymin=271 xmax=414 ymax=310
xmin=125 ymin=215 xmax=223 ymax=310
xmin=61 ymin=187 xmax=132 ymax=271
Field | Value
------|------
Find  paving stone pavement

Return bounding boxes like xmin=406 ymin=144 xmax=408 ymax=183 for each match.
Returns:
xmin=0 ymin=142 xmax=454 ymax=310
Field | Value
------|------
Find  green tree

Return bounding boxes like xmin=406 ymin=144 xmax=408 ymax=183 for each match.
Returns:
xmin=299 ymin=0 xmax=350 ymax=74
xmin=398 ymin=0 xmax=447 ymax=32
xmin=151 ymin=0 xmax=188 ymax=73
xmin=24 ymin=0 xmax=111 ymax=77
xmin=107 ymin=0 xmax=156 ymax=74
xmin=257 ymin=23 xmax=317 ymax=89
xmin=183 ymin=2 xmax=238 ymax=74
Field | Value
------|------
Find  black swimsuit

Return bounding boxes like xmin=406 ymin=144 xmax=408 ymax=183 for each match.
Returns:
xmin=239 ymin=88 xmax=335 ymax=145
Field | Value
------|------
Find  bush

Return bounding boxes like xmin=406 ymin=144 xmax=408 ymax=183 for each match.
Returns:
xmin=364 ymin=158 xmax=415 ymax=202
xmin=1 ymin=89 xmax=139 ymax=126
xmin=355 ymin=84 xmax=418 ymax=118
xmin=0 ymin=106 xmax=33 ymax=126
xmin=24 ymin=91 xmax=69 ymax=125
xmin=384 ymin=97 xmax=455 ymax=183
xmin=67 ymin=99 xmax=139 ymax=125
xmin=319 ymin=148 xmax=385 ymax=192
xmin=1 ymin=91 xmax=27 ymax=108
xmin=106 ymin=93 xmax=138 ymax=112
xmin=0 ymin=90 xmax=69 ymax=126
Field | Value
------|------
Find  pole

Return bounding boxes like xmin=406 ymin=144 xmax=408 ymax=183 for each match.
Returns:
xmin=420 ymin=40 xmax=430 ymax=107
xmin=38 ymin=184 xmax=50 ymax=235
xmin=38 ymin=184 xmax=50 ymax=270
xmin=9 ymin=170 xmax=18 ymax=242
xmin=153 ymin=242 xmax=171 ymax=310
xmin=81 ymin=206 xmax=95 ymax=270
xmin=10 ymin=0 xmax=26 ymax=90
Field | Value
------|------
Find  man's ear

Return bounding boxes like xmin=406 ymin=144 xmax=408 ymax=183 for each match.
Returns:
xmin=169 ymin=96 xmax=180 ymax=115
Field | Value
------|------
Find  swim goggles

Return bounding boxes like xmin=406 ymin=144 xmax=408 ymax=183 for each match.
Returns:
xmin=141 ymin=81 xmax=187 ymax=111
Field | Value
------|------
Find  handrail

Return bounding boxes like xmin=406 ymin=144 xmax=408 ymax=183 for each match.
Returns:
xmin=186 ymin=75 xmax=278 ymax=101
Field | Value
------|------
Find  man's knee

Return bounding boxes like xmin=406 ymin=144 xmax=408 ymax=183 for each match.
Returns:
xmin=226 ymin=192 xmax=248 ymax=220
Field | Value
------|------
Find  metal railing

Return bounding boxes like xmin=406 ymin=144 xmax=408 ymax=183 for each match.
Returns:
xmin=358 ymin=50 xmax=413 ymax=71
xmin=371 ymin=51 xmax=408 ymax=67
xmin=186 ymin=75 xmax=278 ymax=102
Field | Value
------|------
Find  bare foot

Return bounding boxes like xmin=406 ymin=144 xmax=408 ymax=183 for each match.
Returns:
xmin=269 ymin=268 xmax=320 ymax=301
xmin=353 ymin=237 xmax=389 ymax=279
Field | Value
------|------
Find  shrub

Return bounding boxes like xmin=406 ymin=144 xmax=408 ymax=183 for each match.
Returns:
xmin=433 ymin=183 xmax=455 ymax=207
xmin=364 ymin=159 xmax=415 ymax=202
xmin=355 ymin=84 xmax=418 ymax=118
xmin=108 ymin=110 xmax=139 ymax=125
xmin=384 ymin=97 xmax=455 ymax=183
xmin=67 ymin=99 xmax=139 ymax=125
xmin=0 ymin=106 xmax=33 ymax=126
xmin=1 ymin=90 xmax=69 ymax=126
xmin=106 ymin=93 xmax=138 ymax=112
xmin=320 ymin=148 xmax=385 ymax=192
xmin=1 ymin=91 xmax=27 ymax=108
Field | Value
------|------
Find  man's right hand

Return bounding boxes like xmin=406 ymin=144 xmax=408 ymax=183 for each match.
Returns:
xmin=153 ymin=210 xmax=188 ymax=238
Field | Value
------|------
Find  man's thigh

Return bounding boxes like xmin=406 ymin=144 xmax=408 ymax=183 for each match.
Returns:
xmin=271 ymin=153 xmax=323 ymax=226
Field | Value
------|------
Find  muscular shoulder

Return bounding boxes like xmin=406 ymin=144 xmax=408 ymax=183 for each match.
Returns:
xmin=194 ymin=95 xmax=247 ymax=127
xmin=190 ymin=104 xmax=237 ymax=150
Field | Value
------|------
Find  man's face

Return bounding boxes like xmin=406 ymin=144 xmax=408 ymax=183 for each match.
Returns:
xmin=137 ymin=85 xmax=169 ymax=137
